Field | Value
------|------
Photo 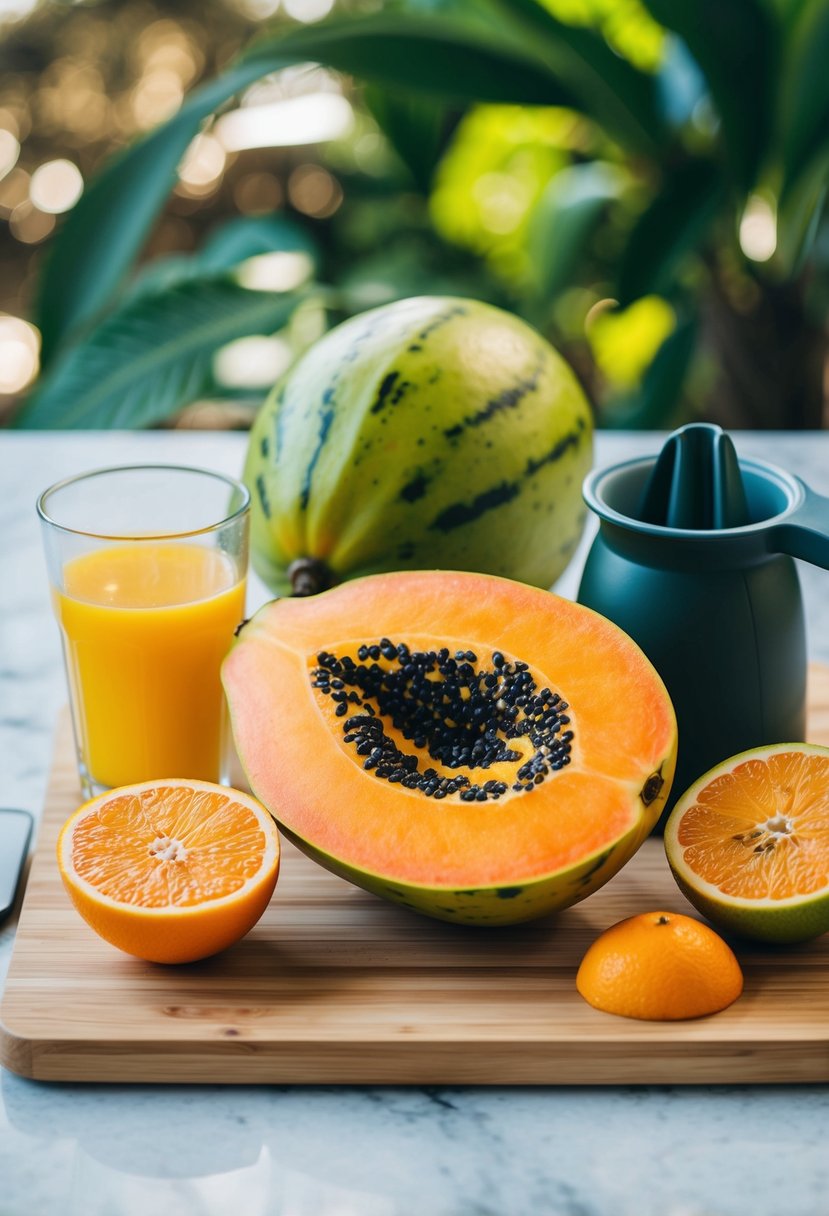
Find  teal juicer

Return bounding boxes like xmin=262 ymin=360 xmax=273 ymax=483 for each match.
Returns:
xmin=577 ymin=423 xmax=829 ymax=826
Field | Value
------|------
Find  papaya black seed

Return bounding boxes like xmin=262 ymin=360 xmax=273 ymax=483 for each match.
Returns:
xmin=310 ymin=639 xmax=575 ymax=803
xmin=640 ymin=768 xmax=665 ymax=806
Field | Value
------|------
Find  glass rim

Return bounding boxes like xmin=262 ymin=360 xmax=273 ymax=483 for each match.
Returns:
xmin=36 ymin=463 xmax=251 ymax=542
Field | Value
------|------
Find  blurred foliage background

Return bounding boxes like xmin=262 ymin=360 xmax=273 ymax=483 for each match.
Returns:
xmin=1 ymin=0 xmax=827 ymax=431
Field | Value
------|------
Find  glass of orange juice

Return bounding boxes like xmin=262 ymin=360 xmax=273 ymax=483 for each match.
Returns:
xmin=38 ymin=465 xmax=249 ymax=798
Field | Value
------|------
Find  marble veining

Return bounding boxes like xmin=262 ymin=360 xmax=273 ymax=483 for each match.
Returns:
xmin=2 ymin=430 xmax=829 ymax=1216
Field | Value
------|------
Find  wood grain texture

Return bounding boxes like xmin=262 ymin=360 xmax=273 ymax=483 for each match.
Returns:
xmin=3 ymin=665 xmax=829 ymax=1085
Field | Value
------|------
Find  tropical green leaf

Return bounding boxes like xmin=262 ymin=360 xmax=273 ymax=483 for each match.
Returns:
xmin=36 ymin=9 xmax=575 ymax=365
xmin=528 ymin=162 xmax=625 ymax=300
xmin=199 ymin=214 xmax=319 ymax=272
xmin=490 ymin=0 xmax=668 ymax=155
xmin=35 ymin=58 xmax=275 ymax=365
xmin=240 ymin=9 xmax=576 ymax=105
xmin=655 ymin=34 xmax=707 ymax=128
xmin=119 ymin=255 xmax=206 ymax=304
xmin=118 ymin=216 xmax=318 ymax=308
xmin=616 ymin=158 xmax=722 ymax=305
xmin=364 ymin=86 xmax=458 ymax=192
xmin=17 ymin=279 xmax=304 ymax=430
xmin=642 ymin=0 xmax=778 ymax=191
xmin=779 ymin=0 xmax=829 ymax=195
xmin=773 ymin=0 xmax=818 ymax=33
xmin=776 ymin=154 xmax=829 ymax=273
xmin=605 ymin=310 xmax=698 ymax=428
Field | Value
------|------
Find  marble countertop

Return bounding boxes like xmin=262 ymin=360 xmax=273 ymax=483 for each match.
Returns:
xmin=2 ymin=429 xmax=829 ymax=1216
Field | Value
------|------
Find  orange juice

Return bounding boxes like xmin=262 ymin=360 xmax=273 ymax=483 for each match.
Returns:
xmin=56 ymin=543 xmax=246 ymax=789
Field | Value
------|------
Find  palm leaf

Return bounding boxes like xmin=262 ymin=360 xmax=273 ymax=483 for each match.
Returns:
xmin=35 ymin=59 xmax=275 ymax=365
xmin=779 ymin=0 xmax=829 ymax=195
xmin=528 ymin=162 xmax=625 ymax=301
xmin=493 ymin=0 xmax=668 ymax=155
xmin=17 ymin=279 xmax=304 ymax=430
xmin=199 ymin=214 xmax=319 ymax=272
xmin=642 ymin=0 xmax=778 ymax=191
xmin=616 ymin=158 xmax=722 ymax=305
xmin=364 ymin=86 xmax=458 ymax=192
xmin=35 ymin=9 xmax=574 ymax=365
xmin=239 ymin=9 xmax=577 ymax=104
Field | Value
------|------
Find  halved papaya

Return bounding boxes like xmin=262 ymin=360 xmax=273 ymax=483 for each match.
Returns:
xmin=223 ymin=571 xmax=677 ymax=924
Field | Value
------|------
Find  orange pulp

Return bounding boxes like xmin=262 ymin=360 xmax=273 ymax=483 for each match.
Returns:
xmin=57 ymin=779 xmax=280 ymax=963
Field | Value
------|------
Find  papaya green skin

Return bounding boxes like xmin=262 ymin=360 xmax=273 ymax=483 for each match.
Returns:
xmin=255 ymin=777 xmax=672 ymax=928
xmin=244 ymin=296 xmax=593 ymax=595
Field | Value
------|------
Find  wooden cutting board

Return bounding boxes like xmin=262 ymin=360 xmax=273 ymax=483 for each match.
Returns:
xmin=3 ymin=666 xmax=829 ymax=1085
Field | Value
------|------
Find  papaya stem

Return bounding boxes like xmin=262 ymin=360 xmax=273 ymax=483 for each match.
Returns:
xmin=289 ymin=557 xmax=333 ymax=597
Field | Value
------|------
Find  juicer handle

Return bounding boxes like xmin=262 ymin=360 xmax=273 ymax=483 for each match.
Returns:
xmin=769 ymin=484 xmax=829 ymax=570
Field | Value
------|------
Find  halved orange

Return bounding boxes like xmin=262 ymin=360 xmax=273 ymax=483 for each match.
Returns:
xmin=57 ymin=780 xmax=280 ymax=963
xmin=576 ymin=911 xmax=743 ymax=1020
xmin=665 ymin=743 xmax=829 ymax=944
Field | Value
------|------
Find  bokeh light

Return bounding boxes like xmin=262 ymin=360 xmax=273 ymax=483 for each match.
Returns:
xmin=740 ymin=194 xmax=777 ymax=263
xmin=176 ymin=133 xmax=227 ymax=197
xmin=287 ymin=164 xmax=342 ymax=217
xmin=0 ymin=315 xmax=40 ymax=393
xmin=137 ymin=20 xmax=202 ymax=87
xmin=0 ymin=129 xmax=20 ymax=180
xmin=36 ymin=61 xmax=109 ymax=141
xmin=0 ymin=0 xmax=37 ymax=21
xmin=0 ymin=166 xmax=29 ymax=216
xmin=238 ymin=0 xmax=281 ymax=15
xmin=30 ymin=159 xmax=84 ymax=214
xmin=282 ymin=0 xmax=334 ymax=22
xmin=236 ymin=250 xmax=315 ymax=291
xmin=234 ymin=172 xmax=284 ymax=214
xmin=130 ymin=68 xmax=184 ymax=130
xmin=9 ymin=201 xmax=56 ymax=244
xmin=215 ymin=93 xmax=353 ymax=151
xmin=214 ymin=334 xmax=293 ymax=388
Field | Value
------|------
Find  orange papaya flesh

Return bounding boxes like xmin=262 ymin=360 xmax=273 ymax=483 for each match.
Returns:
xmin=223 ymin=571 xmax=677 ymax=924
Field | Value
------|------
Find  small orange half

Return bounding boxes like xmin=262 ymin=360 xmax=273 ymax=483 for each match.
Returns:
xmin=57 ymin=780 xmax=280 ymax=964
xmin=576 ymin=911 xmax=743 ymax=1021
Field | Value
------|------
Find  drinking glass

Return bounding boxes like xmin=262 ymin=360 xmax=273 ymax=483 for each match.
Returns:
xmin=38 ymin=465 xmax=249 ymax=798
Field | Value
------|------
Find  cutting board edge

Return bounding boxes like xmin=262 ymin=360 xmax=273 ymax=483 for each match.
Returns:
xmin=5 ymin=1034 xmax=829 ymax=1085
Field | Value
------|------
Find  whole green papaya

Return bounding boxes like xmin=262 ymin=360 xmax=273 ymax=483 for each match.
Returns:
xmin=245 ymin=296 xmax=593 ymax=595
